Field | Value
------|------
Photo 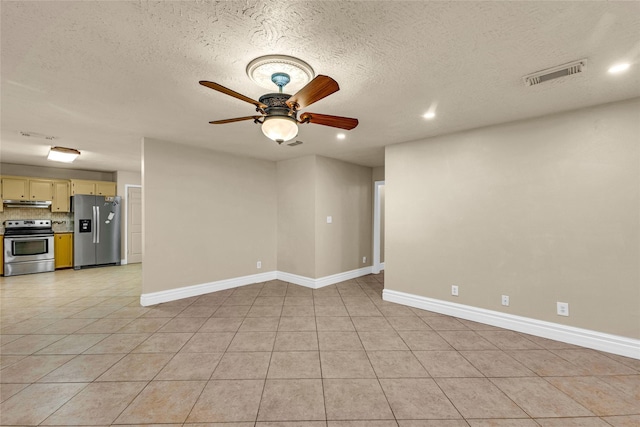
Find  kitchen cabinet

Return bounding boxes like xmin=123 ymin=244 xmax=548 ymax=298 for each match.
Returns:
xmin=2 ymin=177 xmax=29 ymax=200
xmin=52 ymin=181 xmax=70 ymax=212
xmin=54 ymin=233 xmax=73 ymax=269
xmin=95 ymin=181 xmax=116 ymax=196
xmin=71 ymin=180 xmax=116 ymax=197
xmin=72 ymin=180 xmax=96 ymax=195
xmin=29 ymin=179 xmax=54 ymax=201
xmin=1 ymin=176 xmax=53 ymax=201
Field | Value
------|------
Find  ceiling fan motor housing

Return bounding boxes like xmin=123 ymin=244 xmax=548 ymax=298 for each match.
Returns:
xmin=259 ymin=93 xmax=297 ymax=119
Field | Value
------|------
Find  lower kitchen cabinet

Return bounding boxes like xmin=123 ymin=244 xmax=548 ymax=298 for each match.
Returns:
xmin=54 ymin=233 xmax=73 ymax=269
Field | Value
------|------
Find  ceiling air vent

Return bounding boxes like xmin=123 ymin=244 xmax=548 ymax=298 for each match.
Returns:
xmin=523 ymin=59 xmax=586 ymax=86
xmin=287 ymin=140 xmax=303 ymax=147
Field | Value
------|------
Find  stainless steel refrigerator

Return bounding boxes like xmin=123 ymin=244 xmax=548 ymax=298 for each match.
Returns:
xmin=72 ymin=195 xmax=121 ymax=269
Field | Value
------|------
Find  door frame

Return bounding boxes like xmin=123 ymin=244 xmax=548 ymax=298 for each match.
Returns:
xmin=123 ymin=184 xmax=142 ymax=265
xmin=373 ymin=180 xmax=385 ymax=274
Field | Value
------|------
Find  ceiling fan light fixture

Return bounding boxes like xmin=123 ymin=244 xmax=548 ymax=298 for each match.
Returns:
xmin=47 ymin=146 xmax=80 ymax=163
xmin=261 ymin=116 xmax=298 ymax=144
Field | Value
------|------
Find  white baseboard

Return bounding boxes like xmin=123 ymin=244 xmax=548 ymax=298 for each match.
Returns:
xmin=140 ymin=267 xmax=373 ymax=306
xmin=120 ymin=259 xmax=127 ymax=265
xmin=383 ymin=289 xmax=640 ymax=360
xmin=278 ymin=266 xmax=373 ymax=289
xmin=380 ymin=262 xmax=385 ymax=271
xmin=276 ymin=271 xmax=317 ymax=289
xmin=140 ymin=271 xmax=277 ymax=306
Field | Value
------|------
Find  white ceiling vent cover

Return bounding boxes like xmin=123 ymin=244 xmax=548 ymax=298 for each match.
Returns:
xmin=523 ymin=59 xmax=587 ymax=86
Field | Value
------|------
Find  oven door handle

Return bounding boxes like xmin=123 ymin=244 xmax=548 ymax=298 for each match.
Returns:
xmin=6 ymin=235 xmax=54 ymax=241
xmin=4 ymin=233 xmax=54 ymax=238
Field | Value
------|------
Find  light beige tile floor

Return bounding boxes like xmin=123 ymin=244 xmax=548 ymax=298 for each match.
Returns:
xmin=1 ymin=264 xmax=639 ymax=426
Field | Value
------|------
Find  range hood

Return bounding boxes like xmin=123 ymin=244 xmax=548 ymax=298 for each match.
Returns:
xmin=3 ymin=200 xmax=52 ymax=208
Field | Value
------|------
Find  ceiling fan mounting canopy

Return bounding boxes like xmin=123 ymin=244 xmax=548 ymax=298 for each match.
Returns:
xmin=270 ymin=72 xmax=291 ymax=92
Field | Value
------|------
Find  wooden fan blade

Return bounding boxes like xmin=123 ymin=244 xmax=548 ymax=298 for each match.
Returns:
xmin=286 ymin=75 xmax=339 ymax=110
xmin=209 ymin=115 xmax=264 ymax=124
xmin=299 ymin=112 xmax=359 ymax=130
xmin=200 ymin=81 xmax=267 ymax=110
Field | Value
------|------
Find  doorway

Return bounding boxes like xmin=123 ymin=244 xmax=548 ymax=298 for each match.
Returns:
xmin=373 ymin=180 xmax=385 ymax=274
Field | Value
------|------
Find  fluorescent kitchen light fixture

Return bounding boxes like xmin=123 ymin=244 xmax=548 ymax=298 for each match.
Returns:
xmin=608 ymin=63 xmax=630 ymax=74
xmin=337 ymin=133 xmax=346 ymax=140
xmin=47 ymin=146 xmax=80 ymax=163
xmin=261 ymin=116 xmax=298 ymax=144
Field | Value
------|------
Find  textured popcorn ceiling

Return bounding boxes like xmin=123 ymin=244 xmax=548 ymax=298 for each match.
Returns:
xmin=1 ymin=1 xmax=639 ymax=172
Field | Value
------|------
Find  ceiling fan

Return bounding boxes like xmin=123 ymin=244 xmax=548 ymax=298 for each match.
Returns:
xmin=199 ymin=73 xmax=358 ymax=144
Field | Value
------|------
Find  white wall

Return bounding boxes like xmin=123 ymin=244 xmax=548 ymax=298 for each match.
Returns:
xmin=385 ymin=98 xmax=640 ymax=339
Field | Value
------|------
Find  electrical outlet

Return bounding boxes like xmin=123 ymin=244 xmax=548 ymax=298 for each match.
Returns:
xmin=557 ymin=302 xmax=569 ymax=316
xmin=501 ymin=295 xmax=509 ymax=306
xmin=362 ymin=256 xmax=367 ymax=264
xmin=256 ymin=261 xmax=262 ymax=269
xmin=451 ymin=285 xmax=459 ymax=296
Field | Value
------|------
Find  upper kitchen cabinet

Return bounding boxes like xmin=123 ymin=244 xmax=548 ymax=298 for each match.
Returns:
xmin=70 ymin=180 xmax=116 ymax=197
xmin=95 ymin=181 xmax=116 ymax=196
xmin=2 ymin=177 xmax=28 ymax=200
xmin=72 ymin=180 xmax=95 ymax=195
xmin=52 ymin=180 xmax=71 ymax=212
xmin=30 ymin=179 xmax=54 ymax=200
xmin=1 ymin=176 xmax=53 ymax=201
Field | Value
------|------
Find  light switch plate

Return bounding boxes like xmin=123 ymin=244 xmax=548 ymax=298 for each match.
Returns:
xmin=327 ymin=216 xmax=332 ymax=224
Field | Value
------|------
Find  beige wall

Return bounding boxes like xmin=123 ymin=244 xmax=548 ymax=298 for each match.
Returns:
xmin=116 ymin=170 xmax=141 ymax=196
xmin=386 ymin=98 xmax=640 ymax=339
xmin=277 ymin=156 xmax=316 ymax=277
xmin=142 ymin=137 xmax=277 ymax=294
xmin=0 ymin=163 xmax=115 ymax=181
xmin=276 ymin=155 xmax=373 ymax=278
xmin=315 ymin=156 xmax=372 ymax=277
xmin=372 ymin=166 xmax=385 ymax=182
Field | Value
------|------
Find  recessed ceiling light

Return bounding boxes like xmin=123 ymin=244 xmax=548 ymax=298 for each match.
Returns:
xmin=337 ymin=133 xmax=346 ymax=140
xmin=423 ymin=111 xmax=436 ymax=120
xmin=608 ymin=63 xmax=630 ymax=74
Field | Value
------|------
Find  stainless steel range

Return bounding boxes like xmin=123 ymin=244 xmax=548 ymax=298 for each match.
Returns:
xmin=3 ymin=219 xmax=55 ymax=276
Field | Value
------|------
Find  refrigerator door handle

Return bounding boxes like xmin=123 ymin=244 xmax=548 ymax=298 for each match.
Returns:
xmin=92 ymin=205 xmax=97 ymax=244
xmin=96 ymin=205 xmax=100 ymax=244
